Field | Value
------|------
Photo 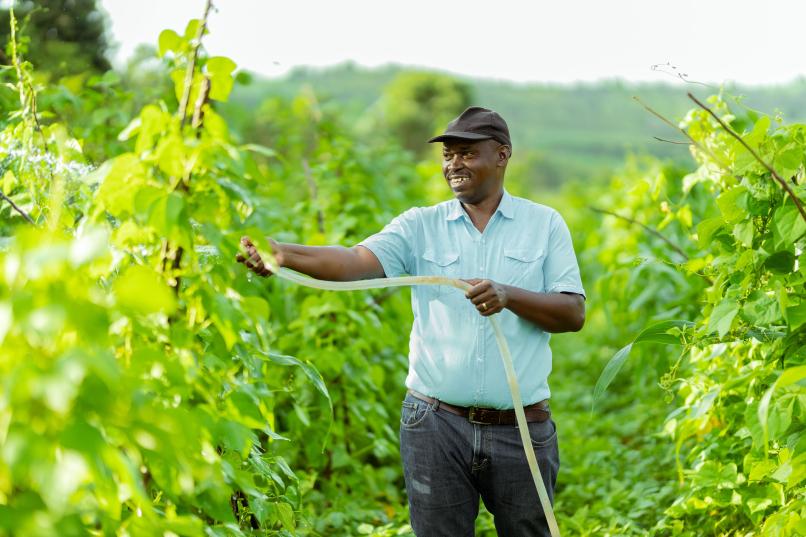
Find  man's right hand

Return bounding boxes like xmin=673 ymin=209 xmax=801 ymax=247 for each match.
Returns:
xmin=236 ymin=237 xmax=384 ymax=282
xmin=235 ymin=236 xmax=282 ymax=277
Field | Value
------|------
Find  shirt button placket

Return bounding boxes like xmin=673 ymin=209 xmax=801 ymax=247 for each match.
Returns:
xmin=476 ymin=237 xmax=485 ymax=402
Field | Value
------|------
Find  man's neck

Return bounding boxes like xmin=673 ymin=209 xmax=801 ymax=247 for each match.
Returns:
xmin=460 ymin=189 xmax=505 ymax=234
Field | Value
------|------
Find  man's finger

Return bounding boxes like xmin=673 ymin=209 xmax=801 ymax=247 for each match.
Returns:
xmin=466 ymin=281 xmax=491 ymax=299
xmin=471 ymin=292 xmax=495 ymax=306
xmin=465 ymin=285 xmax=482 ymax=299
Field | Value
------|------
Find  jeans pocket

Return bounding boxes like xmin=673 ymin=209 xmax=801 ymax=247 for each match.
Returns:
xmin=400 ymin=400 xmax=430 ymax=428
xmin=528 ymin=418 xmax=557 ymax=448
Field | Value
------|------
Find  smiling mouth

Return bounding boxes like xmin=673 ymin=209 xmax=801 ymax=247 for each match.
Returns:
xmin=449 ymin=176 xmax=470 ymax=188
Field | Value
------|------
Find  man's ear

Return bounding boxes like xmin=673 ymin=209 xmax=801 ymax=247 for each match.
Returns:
xmin=497 ymin=145 xmax=512 ymax=167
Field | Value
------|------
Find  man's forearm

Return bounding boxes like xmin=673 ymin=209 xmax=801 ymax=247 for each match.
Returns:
xmin=278 ymin=243 xmax=383 ymax=281
xmin=503 ymin=285 xmax=585 ymax=333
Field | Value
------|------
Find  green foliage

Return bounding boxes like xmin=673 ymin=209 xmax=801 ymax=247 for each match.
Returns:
xmin=588 ymin=93 xmax=806 ymax=534
xmin=0 ymin=0 xmax=111 ymax=78
xmin=232 ymin=63 xmax=806 ymax=189
xmin=375 ymin=71 xmax=473 ymax=157
xmin=3 ymin=3 xmax=806 ymax=536
xmin=0 ymin=7 xmax=436 ymax=533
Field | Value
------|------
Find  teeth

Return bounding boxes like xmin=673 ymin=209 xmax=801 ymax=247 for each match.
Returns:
xmin=450 ymin=177 xmax=468 ymax=186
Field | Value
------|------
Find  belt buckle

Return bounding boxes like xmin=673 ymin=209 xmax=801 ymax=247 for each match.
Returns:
xmin=467 ymin=407 xmax=486 ymax=425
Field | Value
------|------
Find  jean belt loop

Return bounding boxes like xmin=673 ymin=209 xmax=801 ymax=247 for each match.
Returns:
xmin=431 ymin=397 xmax=441 ymax=412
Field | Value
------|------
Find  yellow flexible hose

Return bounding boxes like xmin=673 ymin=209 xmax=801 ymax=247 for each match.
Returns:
xmin=238 ymin=249 xmax=561 ymax=536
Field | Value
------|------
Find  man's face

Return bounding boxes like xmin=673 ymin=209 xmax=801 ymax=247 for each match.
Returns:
xmin=441 ymin=139 xmax=507 ymax=204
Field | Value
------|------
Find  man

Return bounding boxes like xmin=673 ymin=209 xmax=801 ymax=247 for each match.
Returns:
xmin=237 ymin=106 xmax=586 ymax=536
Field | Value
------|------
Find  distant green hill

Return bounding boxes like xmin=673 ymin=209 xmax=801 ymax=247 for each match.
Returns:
xmin=226 ymin=63 xmax=806 ymax=190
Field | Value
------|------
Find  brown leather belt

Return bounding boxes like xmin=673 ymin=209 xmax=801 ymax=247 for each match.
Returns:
xmin=408 ymin=390 xmax=550 ymax=425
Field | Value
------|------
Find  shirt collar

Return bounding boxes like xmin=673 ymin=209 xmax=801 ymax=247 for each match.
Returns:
xmin=446 ymin=199 xmax=464 ymax=221
xmin=445 ymin=189 xmax=515 ymax=221
xmin=497 ymin=189 xmax=515 ymax=219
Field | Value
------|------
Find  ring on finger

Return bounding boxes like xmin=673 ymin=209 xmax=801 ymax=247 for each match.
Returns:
xmin=481 ymin=302 xmax=488 ymax=311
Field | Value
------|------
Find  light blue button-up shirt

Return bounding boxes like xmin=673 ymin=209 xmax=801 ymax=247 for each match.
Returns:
xmin=359 ymin=189 xmax=585 ymax=409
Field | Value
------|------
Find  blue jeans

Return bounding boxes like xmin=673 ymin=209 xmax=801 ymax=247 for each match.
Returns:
xmin=399 ymin=392 xmax=559 ymax=537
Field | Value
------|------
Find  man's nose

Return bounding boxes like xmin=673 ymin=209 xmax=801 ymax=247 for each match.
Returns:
xmin=448 ymin=154 xmax=463 ymax=170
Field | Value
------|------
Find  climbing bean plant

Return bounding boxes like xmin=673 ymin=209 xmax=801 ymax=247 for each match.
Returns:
xmin=588 ymin=92 xmax=806 ymax=535
xmin=0 ymin=8 xmax=427 ymax=535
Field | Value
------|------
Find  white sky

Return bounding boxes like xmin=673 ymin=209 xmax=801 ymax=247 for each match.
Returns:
xmin=99 ymin=0 xmax=803 ymax=85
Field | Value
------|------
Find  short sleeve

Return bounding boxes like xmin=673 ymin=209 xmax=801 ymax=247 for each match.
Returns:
xmin=357 ymin=208 xmax=418 ymax=278
xmin=543 ymin=211 xmax=586 ymax=297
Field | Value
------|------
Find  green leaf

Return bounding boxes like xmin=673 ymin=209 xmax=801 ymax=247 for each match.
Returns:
xmin=216 ymin=178 xmax=255 ymax=208
xmin=732 ymin=220 xmax=754 ymax=248
xmin=134 ymin=104 xmax=170 ymax=154
xmin=117 ymin=117 xmax=141 ymax=141
xmin=208 ymin=58 xmax=237 ymax=72
xmin=206 ymin=56 xmax=237 ymax=102
xmin=157 ymin=29 xmax=182 ymax=57
xmin=748 ymin=459 xmax=777 ymax=481
xmin=157 ymin=135 xmax=188 ymax=178
xmin=275 ymin=502 xmax=295 ymax=531
xmin=169 ymin=68 xmax=196 ymax=104
xmin=784 ymin=453 xmax=806 ymax=488
xmin=132 ymin=185 xmax=165 ymax=220
xmin=694 ymin=461 xmax=738 ymax=489
xmin=209 ymin=294 xmax=239 ymax=350
xmin=113 ymin=265 xmax=177 ymax=315
xmin=184 ymin=19 xmax=202 ymax=41
xmin=696 ymin=217 xmax=726 ymax=248
xmin=241 ymin=143 xmax=277 ymax=159
xmin=787 ymin=303 xmax=806 ymax=330
xmin=215 ymin=419 xmax=255 ymax=457
xmin=759 ymin=366 xmax=806 ymax=450
xmin=708 ymin=298 xmax=739 ymax=337
xmin=592 ymin=320 xmax=692 ymax=406
xmin=2 ymin=170 xmax=14 ymax=192
xmin=745 ymin=115 xmax=771 ymax=148
xmin=265 ymin=352 xmax=331 ymax=410
xmin=592 ymin=342 xmax=633 ymax=406
xmin=240 ymin=296 xmax=269 ymax=320
xmin=94 ymin=154 xmax=147 ymax=216
xmin=163 ymin=516 xmax=204 ymax=537
xmin=764 ymin=251 xmax=795 ymax=274
xmin=61 ymin=420 xmax=105 ymax=454
xmin=198 ymin=488 xmax=236 ymax=523
xmin=774 ymin=146 xmax=803 ymax=177
xmin=773 ymin=203 xmax=806 ymax=246
xmin=633 ymin=319 xmax=694 ymax=345
xmin=716 ymin=187 xmax=748 ymax=224
xmin=767 ymin=397 xmax=794 ymax=440
xmin=148 ymin=192 xmax=186 ymax=237
xmin=742 ymin=292 xmax=782 ymax=326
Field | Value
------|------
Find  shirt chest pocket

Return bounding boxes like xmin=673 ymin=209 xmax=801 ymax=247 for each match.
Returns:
xmin=421 ymin=250 xmax=462 ymax=298
xmin=503 ymin=248 xmax=545 ymax=290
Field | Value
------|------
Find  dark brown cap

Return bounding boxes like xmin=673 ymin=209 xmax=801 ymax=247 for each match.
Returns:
xmin=428 ymin=106 xmax=511 ymax=148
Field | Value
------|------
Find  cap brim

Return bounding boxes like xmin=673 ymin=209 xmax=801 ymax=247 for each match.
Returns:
xmin=427 ymin=131 xmax=493 ymax=143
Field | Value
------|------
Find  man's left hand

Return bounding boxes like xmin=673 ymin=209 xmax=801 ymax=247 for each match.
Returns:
xmin=463 ymin=279 xmax=509 ymax=316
